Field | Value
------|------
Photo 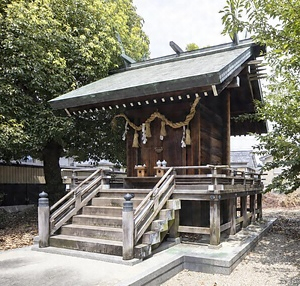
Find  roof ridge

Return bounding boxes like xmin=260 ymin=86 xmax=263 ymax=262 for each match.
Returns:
xmin=110 ymin=39 xmax=255 ymax=74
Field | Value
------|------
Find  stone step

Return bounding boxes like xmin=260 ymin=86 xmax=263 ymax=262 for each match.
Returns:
xmin=49 ymin=234 xmax=123 ymax=256
xmin=60 ymin=224 xmax=123 ymax=241
xmin=82 ymin=205 xmax=123 ymax=216
xmin=92 ymin=197 xmax=142 ymax=208
xmin=72 ymin=214 xmax=122 ymax=228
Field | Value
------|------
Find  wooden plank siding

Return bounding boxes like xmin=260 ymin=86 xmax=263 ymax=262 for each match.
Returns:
xmin=126 ymin=100 xmax=203 ymax=176
xmin=200 ymin=93 xmax=227 ymax=166
xmin=0 ymin=165 xmax=45 ymax=184
xmin=125 ymin=92 xmax=230 ymax=177
xmin=0 ymin=165 xmax=89 ymax=185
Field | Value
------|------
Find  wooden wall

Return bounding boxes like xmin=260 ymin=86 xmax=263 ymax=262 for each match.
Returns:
xmin=0 ymin=165 xmax=45 ymax=184
xmin=126 ymin=100 xmax=201 ymax=176
xmin=125 ymin=91 xmax=230 ymax=177
xmin=200 ymin=91 xmax=230 ymax=167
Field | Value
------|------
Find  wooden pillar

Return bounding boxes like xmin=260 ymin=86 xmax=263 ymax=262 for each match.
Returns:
xmin=241 ymin=196 xmax=248 ymax=228
xmin=257 ymin=193 xmax=263 ymax=220
xmin=228 ymin=198 xmax=236 ymax=235
xmin=223 ymin=90 xmax=231 ymax=165
xmin=250 ymin=195 xmax=256 ymax=223
xmin=168 ymin=209 xmax=180 ymax=240
xmin=210 ymin=199 xmax=220 ymax=245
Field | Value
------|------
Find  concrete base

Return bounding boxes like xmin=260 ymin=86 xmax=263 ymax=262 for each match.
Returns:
xmin=28 ymin=217 xmax=276 ymax=286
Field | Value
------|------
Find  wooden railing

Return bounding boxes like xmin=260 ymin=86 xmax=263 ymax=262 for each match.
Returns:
xmin=134 ymin=167 xmax=175 ymax=244
xmin=49 ymin=168 xmax=104 ymax=235
xmin=157 ymin=165 xmax=263 ymax=188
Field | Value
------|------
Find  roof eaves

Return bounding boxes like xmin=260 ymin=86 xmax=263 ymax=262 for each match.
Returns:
xmin=218 ymin=47 xmax=252 ymax=82
xmin=49 ymin=73 xmax=220 ymax=110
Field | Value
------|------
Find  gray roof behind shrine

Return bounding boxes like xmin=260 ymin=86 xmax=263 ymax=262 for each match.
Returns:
xmin=49 ymin=39 xmax=264 ymax=111
xmin=230 ymin=150 xmax=258 ymax=171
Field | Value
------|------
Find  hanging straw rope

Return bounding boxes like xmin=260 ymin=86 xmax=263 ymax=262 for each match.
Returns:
xmin=185 ymin=126 xmax=191 ymax=145
xmin=112 ymin=97 xmax=200 ymax=132
xmin=132 ymin=130 xmax=139 ymax=148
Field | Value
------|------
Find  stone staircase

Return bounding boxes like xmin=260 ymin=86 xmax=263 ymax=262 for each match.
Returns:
xmin=49 ymin=188 xmax=180 ymax=259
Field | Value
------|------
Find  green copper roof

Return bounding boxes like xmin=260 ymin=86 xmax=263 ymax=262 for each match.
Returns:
xmin=49 ymin=39 xmax=263 ymax=111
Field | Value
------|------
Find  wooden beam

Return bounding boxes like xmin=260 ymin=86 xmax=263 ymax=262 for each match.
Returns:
xmin=257 ymin=193 xmax=263 ymax=219
xmin=241 ymin=196 xmax=248 ymax=228
xmin=228 ymin=198 xmax=236 ymax=235
xmin=220 ymin=221 xmax=232 ymax=232
xmin=250 ymin=194 xmax=256 ymax=223
xmin=169 ymin=210 xmax=180 ymax=238
xmin=236 ymin=216 xmax=244 ymax=224
xmin=178 ymin=225 xmax=210 ymax=235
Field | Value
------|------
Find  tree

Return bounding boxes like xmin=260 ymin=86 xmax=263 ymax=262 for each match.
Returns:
xmin=219 ymin=0 xmax=250 ymax=43
xmin=0 ymin=0 xmax=149 ymax=200
xmin=220 ymin=0 xmax=300 ymax=193
xmin=67 ymin=109 xmax=127 ymax=167
xmin=0 ymin=116 xmax=28 ymax=162
xmin=186 ymin=43 xmax=199 ymax=51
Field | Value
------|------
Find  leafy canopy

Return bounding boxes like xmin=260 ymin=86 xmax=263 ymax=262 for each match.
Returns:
xmin=0 ymin=0 xmax=149 ymax=166
xmin=220 ymin=0 xmax=300 ymax=193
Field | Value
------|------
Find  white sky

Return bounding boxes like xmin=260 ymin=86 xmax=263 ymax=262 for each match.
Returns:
xmin=133 ymin=0 xmax=231 ymax=58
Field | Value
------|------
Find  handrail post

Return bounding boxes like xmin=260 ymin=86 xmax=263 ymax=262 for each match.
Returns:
xmin=122 ymin=193 xmax=134 ymax=260
xmin=38 ymin=191 xmax=49 ymax=248
xmin=71 ymin=170 xmax=76 ymax=190
xmin=101 ymin=169 xmax=110 ymax=189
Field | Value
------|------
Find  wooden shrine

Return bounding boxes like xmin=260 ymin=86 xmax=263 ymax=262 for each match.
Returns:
xmin=49 ymin=39 xmax=267 ymax=248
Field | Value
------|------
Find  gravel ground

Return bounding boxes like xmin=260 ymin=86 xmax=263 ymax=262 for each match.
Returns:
xmin=162 ymin=208 xmax=300 ymax=286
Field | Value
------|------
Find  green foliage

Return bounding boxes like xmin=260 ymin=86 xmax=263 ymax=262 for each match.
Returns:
xmin=220 ymin=0 xmax=300 ymax=193
xmin=0 ymin=115 xmax=28 ymax=161
xmin=255 ymin=75 xmax=300 ymax=194
xmin=0 ymin=0 xmax=149 ymax=189
xmin=67 ymin=110 xmax=127 ymax=166
xmin=185 ymin=43 xmax=199 ymax=51
xmin=219 ymin=0 xmax=251 ymax=40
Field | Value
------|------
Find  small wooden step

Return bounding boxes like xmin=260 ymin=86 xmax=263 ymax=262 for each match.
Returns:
xmin=92 ymin=197 xmax=142 ymax=208
xmin=60 ymin=224 xmax=123 ymax=241
xmin=142 ymin=230 xmax=161 ymax=245
xmin=49 ymin=234 xmax=151 ymax=259
xmin=48 ymin=187 xmax=157 ymax=258
xmin=151 ymin=219 xmax=168 ymax=232
xmin=72 ymin=214 xmax=122 ymax=228
xmin=82 ymin=205 xmax=123 ymax=216
xmin=50 ymin=234 xmax=123 ymax=256
xmin=159 ymin=209 xmax=174 ymax=220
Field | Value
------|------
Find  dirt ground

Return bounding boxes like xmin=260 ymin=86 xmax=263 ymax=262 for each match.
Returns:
xmin=0 ymin=206 xmax=38 ymax=250
xmin=0 ymin=192 xmax=299 ymax=286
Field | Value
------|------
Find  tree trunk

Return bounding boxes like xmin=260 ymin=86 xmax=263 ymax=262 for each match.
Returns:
xmin=42 ymin=140 xmax=65 ymax=205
